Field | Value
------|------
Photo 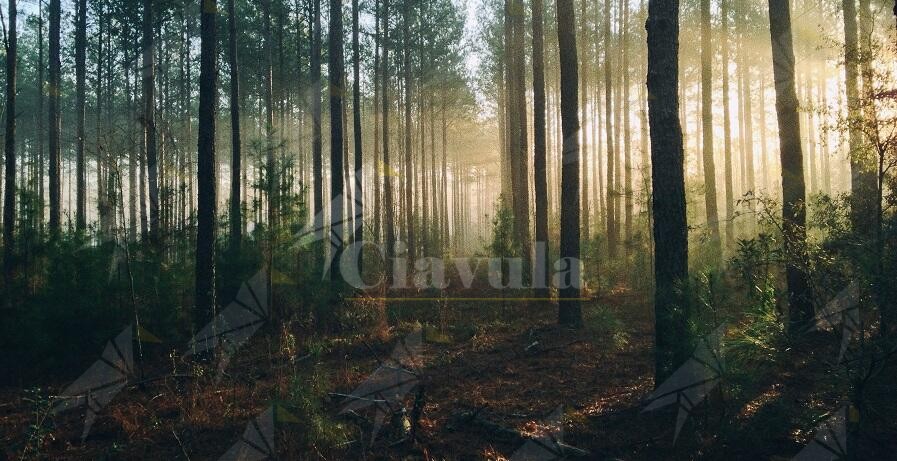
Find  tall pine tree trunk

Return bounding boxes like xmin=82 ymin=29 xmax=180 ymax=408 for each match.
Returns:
xmin=768 ymin=0 xmax=812 ymax=333
xmin=700 ymin=0 xmax=721 ymax=258
xmin=373 ymin=0 xmax=382 ymax=242
xmin=557 ymin=0 xmax=581 ymax=327
xmin=4 ymin=0 xmax=17 ymax=286
xmin=144 ymin=0 xmax=160 ymax=245
xmin=330 ymin=0 xmax=346 ymax=283
xmin=721 ymin=0 xmax=734 ymax=250
xmin=196 ymin=0 xmax=218 ymax=327
xmin=312 ymin=0 xmax=323 ymax=233
xmin=647 ymin=0 xmax=689 ymax=385
xmin=48 ymin=0 xmax=61 ymax=236
xmin=402 ymin=0 xmax=414 ymax=264
xmin=352 ymin=0 xmax=364 ymax=266
xmin=75 ymin=0 xmax=87 ymax=232
xmin=604 ymin=0 xmax=617 ymax=258
xmin=532 ymin=0 xmax=549 ymax=298
xmin=622 ymin=0 xmax=633 ymax=249
xmin=383 ymin=0 xmax=395 ymax=258
xmin=228 ymin=0 xmax=242 ymax=253
xmin=843 ymin=0 xmax=874 ymax=236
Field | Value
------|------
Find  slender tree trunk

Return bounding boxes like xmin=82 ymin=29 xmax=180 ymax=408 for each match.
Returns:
xmin=75 ymin=0 xmax=87 ymax=232
xmin=647 ymin=0 xmax=689 ymax=385
xmin=701 ymin=0 xmax=721 ymax=258
xmin=622 ymin=0 xmax=633 ymax=249
xmin=144 ymin=0 xmax=160 ymax=245
xmin=262 ymin=0 xmax=277 ymax=232
xmin=768 ymin=0 xmax=812 ymax=333
xmin=441 ymin=97 xmax=448 ymax=245
xmin=196 ymin=0 xmax=218 ymax=328
xmin=579 ymin=0 xmax=590 ymax=241
xmin=383 ymin=0 xmax=395 ymax=259
xmin=806 ymin=79 xmax=817 ymax=194
xmin=312 ymin=0 xmax=323 ymax=231
xmin=402 ymin=0 xmax=414 ymax=264
xmin=721 ymin=0 xmax=734 ymax=250
xmin=509 ymin=0 xmax=531 ymax=270
xmin=557 ymin=0 xmax=581 ymax=326
xmin=36 ymin=1 xmax=44 ymax=232
xmin=4 ymin=0 xmax=17 ymax=286
xmin=843 ymin=0 xmax=874 ymax=235
xmin=330 ymin=0 xmax=345 ymax=283
xmin=373 ymin=0 xmax=382 ymax=243
xmin=352 ymin=0 xmax=363 ymax=267
xmin=759 ymin=77 xmax=769 ymax=192
xmin=48 ymin=0 xmax=61 ymax=236
xmin=128 ymin=64 xmax=137 ymax=242
xmin=819 ymin=73 xmax=832 ymax=194
xmin=228 ymin=0 xmax=242 ymax=254
xmin=533 ymin=0 xmax=549 ymax=298
xmin=604 ymin=0 xmax=617 ymax=258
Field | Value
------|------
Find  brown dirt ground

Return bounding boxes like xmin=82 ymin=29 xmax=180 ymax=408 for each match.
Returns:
xmin=2 ymin=285 xmax=895 ymax=460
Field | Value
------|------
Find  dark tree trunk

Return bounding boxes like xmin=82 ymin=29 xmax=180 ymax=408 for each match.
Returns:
xmin=556 ymin=0 xmax=581 ymax=327
xmin=36 ymin=2 xmax=44 ymax=232
xmin=700 ymin=0 xmax=721 ymax=258
xmin=4 ymin=0 xmax=17 ymax=286
xmin=144 ymin=0 xmax=160 ymax=245
xmin=532 ymin=0 xmax=549 ymax=298
xmin=647 ymin=0 xmax=689 ymax=385
xmin=75 ymin=0 xmax=87 ymax=232
xmin=622 ymin=0 xmax=633 ymax=249
xmin=228 ymin=0 xmax=242 ymax=254
xmin=383 ymin=0 xmax=395 ymax=258
xmin=196 ymin=0 xmax=218 ymax=328
xmin=604 ymin=0 xmax=618 ymax=258
xmin=312 ymin=0 xmax=323 ymax=236
xmin=48 ymin=0 xmax=61 ymax=236
xmin=402 ymin=0 xmax=414 ymax=264
xmin=262 ymin=0 xmax=277 ymax=230
xmin=352 ymin=0 xmax=363 ymax=267
xmin=373 ymin=0 xmax=381 ymax=243
xmin=508 ymin=0 xmax=531 ymax=268
xmin=330 ymin=0 xmax=345 ymax=283
xmin=768 ymin=0 xmax=812 ymax=333
xmin=721 ymin=0 xmax=734 ymax=250
xmin=578 ymin=0 xmax=589 ymax=242
xmin=843 ymin=0 xmax=873 ymax=236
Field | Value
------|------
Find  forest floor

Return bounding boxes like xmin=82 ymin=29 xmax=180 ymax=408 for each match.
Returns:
xmin=2 ymin=279 xmax=896 ymax=460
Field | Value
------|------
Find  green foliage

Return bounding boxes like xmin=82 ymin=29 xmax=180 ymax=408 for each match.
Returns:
xmin=487 ymin=195 xmax=520 ymax=259
xmin=584 ymin=305 xmax=630 ymax=350
xmin=286 ymin=362 xmax=351 ymax=452
xmin=727 ymin=281 xmax=787 ymax=372
xmin=19 ymin=387 xmax=54 ymax=459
